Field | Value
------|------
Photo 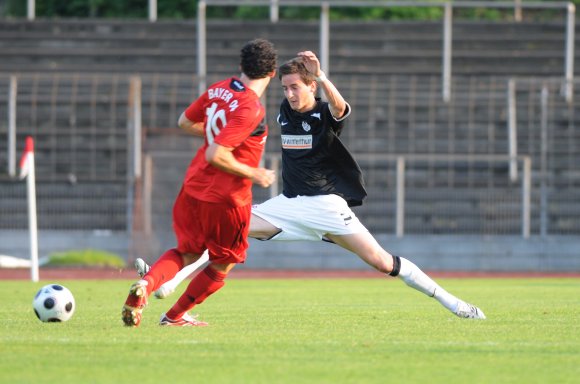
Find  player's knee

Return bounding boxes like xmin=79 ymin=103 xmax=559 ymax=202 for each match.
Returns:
xmin=368 ymin=250 xmax=393 ymax=274
xmin=181 ymin=252 xmax=200 ymax=266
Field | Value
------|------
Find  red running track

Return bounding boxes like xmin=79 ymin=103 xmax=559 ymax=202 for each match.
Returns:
xmin=1 ymin=267 xmax=579 ymax=280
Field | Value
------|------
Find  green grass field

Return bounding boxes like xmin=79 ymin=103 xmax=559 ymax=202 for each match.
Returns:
xmin=1 ymin=278 xmax=578 ymax=383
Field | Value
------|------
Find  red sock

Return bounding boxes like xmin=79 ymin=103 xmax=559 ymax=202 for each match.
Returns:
xmin=166 ymin=266 xmax=227 ymax=320
xmin=142 ymin=248 xmax=184 ymax=296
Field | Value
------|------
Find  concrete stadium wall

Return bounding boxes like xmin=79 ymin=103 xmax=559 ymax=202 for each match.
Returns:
xmin=2 ymin=230 xmax=578 ymax=272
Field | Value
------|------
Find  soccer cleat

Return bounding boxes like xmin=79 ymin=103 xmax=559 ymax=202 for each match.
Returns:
xmin=135 ymin=258 xmax=150 ymax=278
xmin=122 ymin=280 xmax=149 ymax=327
xmin=454 ymin=301 xmax=486 ymax=319
xmin=159 ymin=312 xmax=208 ymax=327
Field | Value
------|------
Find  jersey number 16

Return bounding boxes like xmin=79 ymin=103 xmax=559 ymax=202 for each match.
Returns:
xmin=205 ymin=102 xmax=226 ymax=145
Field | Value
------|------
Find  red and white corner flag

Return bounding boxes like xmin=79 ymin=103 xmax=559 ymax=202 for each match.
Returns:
xmin=19 ymin=136 xmax=34 ymax=180
xmin=19 ymin=136 xmax=39 ymax=282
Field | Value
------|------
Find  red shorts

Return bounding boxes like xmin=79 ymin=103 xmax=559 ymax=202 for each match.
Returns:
xmin=172 ymin=188 xmax=251 ymax=264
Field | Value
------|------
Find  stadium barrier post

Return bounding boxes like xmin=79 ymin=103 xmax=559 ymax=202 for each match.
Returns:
xmin=270 ymin=0 xmax=279 ymax=23
xmin=27 ymin=0 xmax=35 ymax=20
xmin=396 ymin=156 xmax=405 ymax=238
xmin=148 ymin=0 xmax=157 ymax=22
xmin=507 ymin=79 xmax=518 ymax=182
xmin=197 ymin=1 xmax=207 ymax=96
xmin=522 ymin=156 xmax=531 ymax=239
xmin=8 ymin=76 xmax=17 ymax=177
xmin=565 ymin=3 xmax=575 ymax=103
xmin=442 ymin=2 xmax=452 ymax=103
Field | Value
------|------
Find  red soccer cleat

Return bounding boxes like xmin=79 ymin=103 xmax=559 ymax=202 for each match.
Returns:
xmin=122 ymin=280 xmax=149 ymax=327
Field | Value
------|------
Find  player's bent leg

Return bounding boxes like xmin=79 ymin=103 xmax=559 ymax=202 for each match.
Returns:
xmin=123 ymin=248 xmax=187 ymax=325
xmin=162 ymin=263 xmax=232 ymax=324
xmin=156 ymin=251 xmax=209 ymax=298
xmin=134 ymin=251 xmax=211 ymax=299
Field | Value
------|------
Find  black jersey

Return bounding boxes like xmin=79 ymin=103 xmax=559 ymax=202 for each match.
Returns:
xmin=277 ymin=98 xmax=367 ymax=207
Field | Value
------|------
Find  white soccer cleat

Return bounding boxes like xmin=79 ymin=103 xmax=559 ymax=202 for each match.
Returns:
xmin=154 ymin=284 xmax=176 ymax=299
xmin=159 ymin=312 xmax=208 ymax=327
xmin=454 ymin=301 xmax=486 ymax=319
xmin=134 ymin=258 xmax=150 ymax=278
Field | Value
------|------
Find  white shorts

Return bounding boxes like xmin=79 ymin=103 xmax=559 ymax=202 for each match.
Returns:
xmin=252 ymin=194 xmax=368 ymax=241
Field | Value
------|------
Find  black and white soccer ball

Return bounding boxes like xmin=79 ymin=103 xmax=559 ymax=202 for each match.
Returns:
xmin=32 ymin=284 xmax=76 ymax=322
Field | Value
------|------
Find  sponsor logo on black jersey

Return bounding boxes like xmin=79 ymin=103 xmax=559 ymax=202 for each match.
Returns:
xmin=281 ymin=135 xmax=313 ymax=149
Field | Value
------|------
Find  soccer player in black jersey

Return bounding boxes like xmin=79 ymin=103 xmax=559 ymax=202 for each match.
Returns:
xmin=137 ymin=51 xmax=485 ymax=320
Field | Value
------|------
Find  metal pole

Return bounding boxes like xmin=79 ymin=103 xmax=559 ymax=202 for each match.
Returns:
xmin=8 ymin=76 xmax=17 ymax=178
xmin=514 ymin=0 xmax=522 ymax=22
xmin=27 ymin=0 xmax=35 ymax=21
xmin=197 ymin=1 xmax=207 ymax=96
xmin=522 ymin=156 xmax=531 ymax=239
xmin=148 ymin=0 xmax=158 ymax=22
xmin=507 ymin=78 xmax=518 ymax=182
xmin=442 ymin=2 xmax=452 ymax=103
xmin=320 ymin=2 xmax=330 ymax=77
xmin=564 ymin=3 xmax=575 ymax=103
xmin=396 ymin=156 xmax=405 ymax=237
xmin=143 ymin=154 xmax=153 ymax=235
xmin=270 ymin=0 xmax=279 ymax=23
xmin=540 ymin=86 xmax=549 ymax=236
xmin=130 ymin=76 xmax=142 ymax=179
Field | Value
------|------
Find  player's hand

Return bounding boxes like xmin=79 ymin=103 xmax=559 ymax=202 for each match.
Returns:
xmin=297 ymin=51 xmax=322 ymax=78
xmin=252 ymin=168 xmax=276 ymax=188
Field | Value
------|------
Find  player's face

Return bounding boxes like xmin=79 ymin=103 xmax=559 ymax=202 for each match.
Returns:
xmin=281 ymin=73 xmax=316 ymax=113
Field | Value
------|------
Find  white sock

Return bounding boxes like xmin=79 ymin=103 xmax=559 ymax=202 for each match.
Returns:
xmin=396 ymin=257 xmax=459 ymax=313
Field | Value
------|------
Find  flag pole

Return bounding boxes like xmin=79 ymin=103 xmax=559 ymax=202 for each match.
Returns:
xmin=20 ymin=136 xmax=39 ymax=282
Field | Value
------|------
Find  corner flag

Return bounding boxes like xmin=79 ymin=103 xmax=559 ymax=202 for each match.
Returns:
xmin=19 ymin=136 xmax=39 ymax=282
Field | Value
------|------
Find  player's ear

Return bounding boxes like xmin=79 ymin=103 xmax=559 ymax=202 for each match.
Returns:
xmin=268 ymin=70 xmax=276 ymax=79
xmin=310 ymin=80 xmax=317 ymax=93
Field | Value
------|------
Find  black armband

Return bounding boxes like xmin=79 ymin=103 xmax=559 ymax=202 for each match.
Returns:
xmin=389 ymin=255 xmax=401 ymax=277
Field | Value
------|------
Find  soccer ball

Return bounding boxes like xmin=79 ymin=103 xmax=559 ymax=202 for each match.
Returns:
xmin=32 ymin=284 xmax=76 ymax=322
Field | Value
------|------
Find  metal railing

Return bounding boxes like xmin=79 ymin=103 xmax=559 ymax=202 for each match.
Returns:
xmin=141 ymin=151 xmax=532 ymax=237
xmin=2 ymin=73 xmax=579 ymax=235
xmin=17 ymin=1 xmax=576 ymax=101
xmin=195 ymin=1 xmax=575 ymax=102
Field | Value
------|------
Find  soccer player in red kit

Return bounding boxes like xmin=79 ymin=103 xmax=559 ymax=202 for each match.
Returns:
xmin=122 ymin=38 xmax=278 ymax=327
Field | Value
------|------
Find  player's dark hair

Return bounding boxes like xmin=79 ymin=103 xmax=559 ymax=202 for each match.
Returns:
xmin=240 ymin=38 xmax=278 ymax=79
xmin=278 ymin=57 xmax=316 ymax=84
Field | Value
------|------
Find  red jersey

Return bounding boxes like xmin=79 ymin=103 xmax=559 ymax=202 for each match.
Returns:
xmin=182 ymin=77 xmax=268 ymax=207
